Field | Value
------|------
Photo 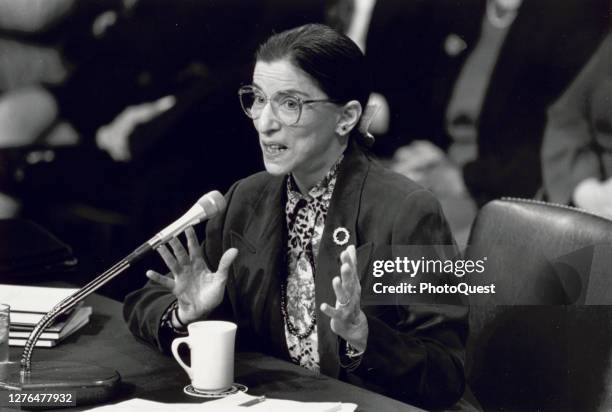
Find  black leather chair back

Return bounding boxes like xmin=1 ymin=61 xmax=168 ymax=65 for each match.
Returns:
xmin=465 ymin=199 xmax=612 ymax=411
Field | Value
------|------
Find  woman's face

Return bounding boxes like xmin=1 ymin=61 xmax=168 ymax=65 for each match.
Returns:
xmin=252 ymin=59 xmax=346 ymax=190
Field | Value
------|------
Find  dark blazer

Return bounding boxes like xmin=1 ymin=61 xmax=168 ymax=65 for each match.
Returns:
xmin=124 ymin=143 xmax=469 ymax=409
xmin=542 ymin=30 xmax=612 ymax=205
xmin=366 ymin=0 xmax=610 ymax=205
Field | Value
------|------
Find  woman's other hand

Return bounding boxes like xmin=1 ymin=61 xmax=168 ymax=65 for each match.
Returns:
xmin=145 ymin=226 xmax=238 ymax=324
xmin=320 ymin=244 xmax=368 ymax=352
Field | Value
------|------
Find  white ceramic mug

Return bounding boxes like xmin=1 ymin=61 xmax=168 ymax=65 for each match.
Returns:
xmin=171 ymin=320 xmax=237 ymax=392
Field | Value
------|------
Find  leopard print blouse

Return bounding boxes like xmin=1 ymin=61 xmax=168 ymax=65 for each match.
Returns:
xmin=283 ymin=156 xmax=342 ymax=372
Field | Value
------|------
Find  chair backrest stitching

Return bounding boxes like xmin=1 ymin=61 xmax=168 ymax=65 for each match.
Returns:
xmin=500 ymin=197 xmax=612 ymax=223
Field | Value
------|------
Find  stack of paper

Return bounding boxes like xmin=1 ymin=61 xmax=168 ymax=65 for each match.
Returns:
xmin=203 ymin=392 xmax=358 ymax=412
xmin=84 ymin=393 xmax=358 ymax=411
xmin=0 ymin=284 xmax=92 ymax=347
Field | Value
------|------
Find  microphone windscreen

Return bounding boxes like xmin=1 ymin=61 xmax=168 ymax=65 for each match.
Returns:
xmin=196 ymin=190 xmax=226 ymax=217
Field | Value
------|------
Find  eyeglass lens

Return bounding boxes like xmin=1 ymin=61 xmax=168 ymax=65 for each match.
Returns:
xmin=239 ymin=88 xmax=302 ymax=125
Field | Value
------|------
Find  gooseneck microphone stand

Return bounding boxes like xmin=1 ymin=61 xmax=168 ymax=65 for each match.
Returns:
xmin=0 ymin=242 xmax=153 ymax=407
xmin=0 ymin=191 xmax=223 ymax=407
xmin=20 ymin=243 xmax=150 ymax=375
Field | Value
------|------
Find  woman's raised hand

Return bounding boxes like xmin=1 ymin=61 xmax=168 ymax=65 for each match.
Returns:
xmin=146 ymin=226 xmax=238 ymax=323
xmin=320 ymin=245 xmax=368 ymax=352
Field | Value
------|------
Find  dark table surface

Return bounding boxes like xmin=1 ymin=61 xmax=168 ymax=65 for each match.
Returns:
xmin=8 ymin=293 xmax=422 ymax=411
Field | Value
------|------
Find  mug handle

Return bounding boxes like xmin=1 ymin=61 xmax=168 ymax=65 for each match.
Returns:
xmin=171 ymin=337 xmax=192 ymax=379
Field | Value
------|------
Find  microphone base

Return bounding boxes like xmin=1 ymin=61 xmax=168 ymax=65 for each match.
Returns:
xmin=0 ymin=361 xmax=121 ymax=408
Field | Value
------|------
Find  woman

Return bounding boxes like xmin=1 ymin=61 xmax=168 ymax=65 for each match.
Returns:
xmin=124 ymin=24 xmax=468 ymax=409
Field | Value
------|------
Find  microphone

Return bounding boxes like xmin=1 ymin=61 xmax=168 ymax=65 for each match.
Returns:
xmin=127 ymin=190 xmax=226 ymax=263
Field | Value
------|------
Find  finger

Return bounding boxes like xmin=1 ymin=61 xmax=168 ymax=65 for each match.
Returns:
xmin=340 ymin=246 xmax=357 ymax=291
xmin=347 ymin=244 xmax=357 ymax=266
xmin=338 ymin=264 xmax=352 ymax=295
xmin=169 ymin=237 xmax=189 ymax=266
xmin=146 ymin=270 xmax=175 ymax=290
xmin=332 ymin=276 xmax=350 ymax=306
xmin=156 ymin=244 xmax=180 ymax=275
xmin=216 ymin=248 xmax=239 ymax=278
xmin=348 ymin=244 xmax=359 ymax=285
xmin=185 ymin=226 xmax=205 ymax=263
xmin=320 ymin=302 xmax=341 ymax=319
xmin=340 ymin=245 xmax=357 ymax=268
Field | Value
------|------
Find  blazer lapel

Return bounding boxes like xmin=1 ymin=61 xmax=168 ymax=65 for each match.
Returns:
xmin=315 ymin=142 xmax=371 ymax=377
xmin=230 ymin=176 xmax=291 ymax=360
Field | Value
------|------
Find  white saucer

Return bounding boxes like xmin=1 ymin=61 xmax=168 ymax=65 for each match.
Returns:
xmin=183 ymin=383 xmax=248 ymax=398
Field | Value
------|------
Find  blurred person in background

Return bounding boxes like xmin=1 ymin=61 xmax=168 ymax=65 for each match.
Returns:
xmin=0 ymin=0 xmax=77 ymax=217
xmin=542 ymin=29 xmax=612 ymax=219
xmin=0 ymin=0 xmax=143 ymax=222
xmin=363 ymin=0 xmax=609 ymax=206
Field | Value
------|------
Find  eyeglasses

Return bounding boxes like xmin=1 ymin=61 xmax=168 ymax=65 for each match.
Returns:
xmin=238 ymin=85 xmax=339 ymax=126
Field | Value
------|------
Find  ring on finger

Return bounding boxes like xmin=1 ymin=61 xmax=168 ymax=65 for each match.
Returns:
xmin=338 ymin=297 xmax=351 ymax=308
